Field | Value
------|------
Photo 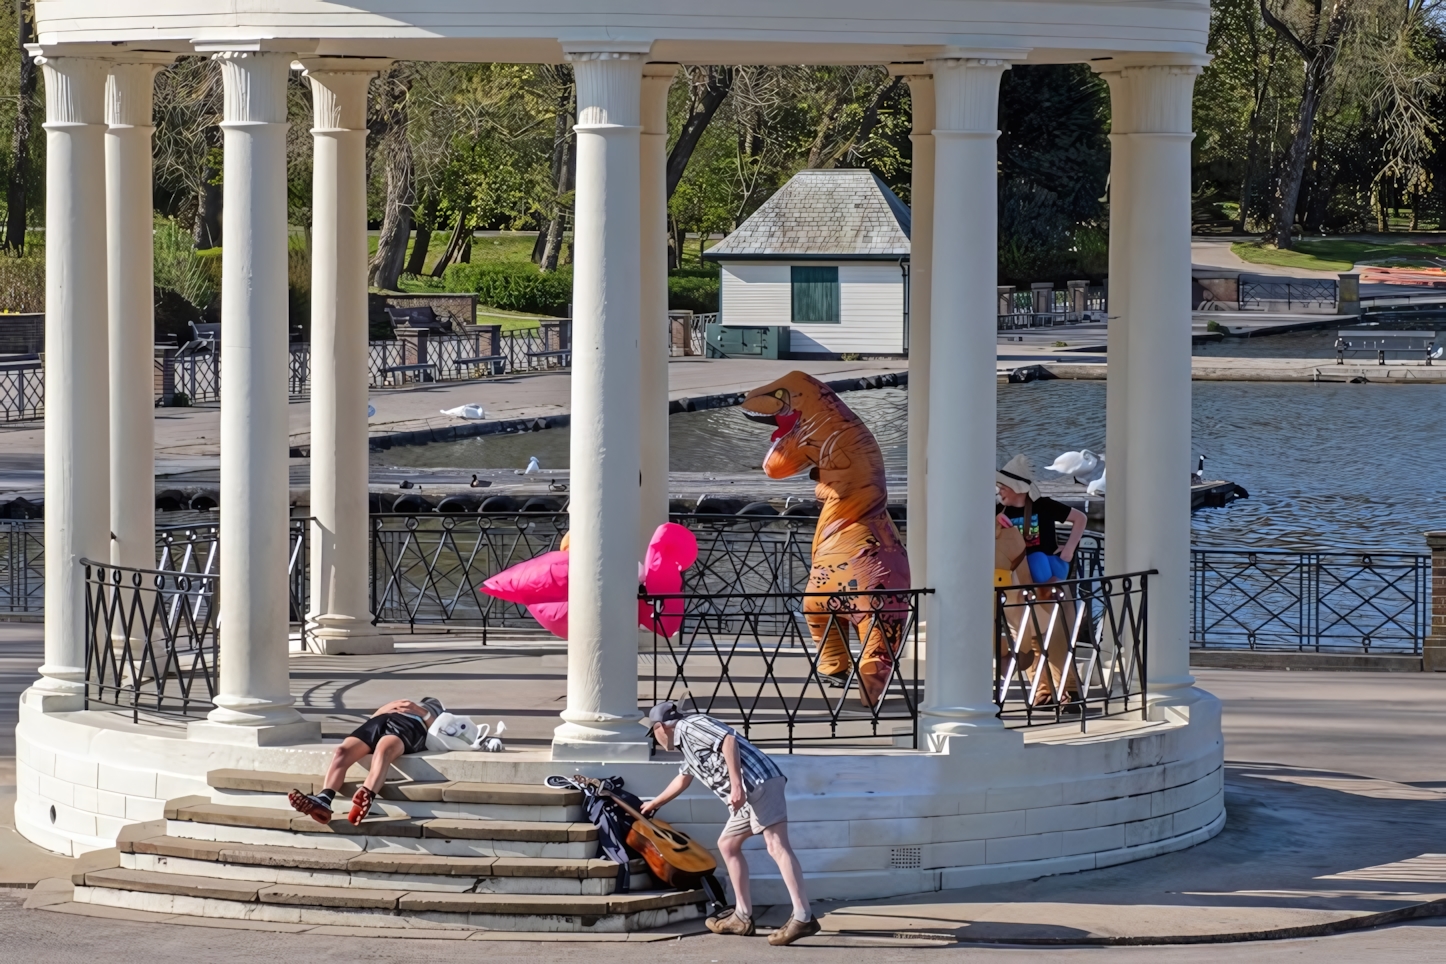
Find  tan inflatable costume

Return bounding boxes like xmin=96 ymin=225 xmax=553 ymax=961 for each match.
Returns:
xmin=741 ymin=372 xmax=910 ymax=706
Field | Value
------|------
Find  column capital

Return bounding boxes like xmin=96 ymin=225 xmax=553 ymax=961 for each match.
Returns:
xmin=572 ymin=52 xmax=644 ymax=129
xmin=561 ymin=39 xmax=653 ymax=61
xmin=213 ymin=51 xmax=291 ymax=125
xmin=928 ymin=55 xmax=1017 ymax=134
xmin=1096 ymin=58 xmax=1204 ymax=136
xmin=902 ymin=72 xmax=935 ymax=136
xmin=36 ymin=55 xmax=110 ymax=127
xmin=302 ymin=63 xmax=385 ymax=132
xmin=640 ymin=63 xmax=676 ymax=136
xmin=106 ymin=62 xmax=166 ymax=129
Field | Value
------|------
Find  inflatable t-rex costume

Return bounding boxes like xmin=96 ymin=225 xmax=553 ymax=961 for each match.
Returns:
xmin=741 ymin=371 xmax=910 ymax=706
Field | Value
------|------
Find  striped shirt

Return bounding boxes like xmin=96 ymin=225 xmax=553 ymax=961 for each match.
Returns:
xmin=673 ymin=714 xmax=783 ymax=801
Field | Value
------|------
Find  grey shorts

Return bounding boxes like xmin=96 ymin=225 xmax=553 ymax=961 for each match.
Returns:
xmin=721 ymin=776 xmax=788 ymax=837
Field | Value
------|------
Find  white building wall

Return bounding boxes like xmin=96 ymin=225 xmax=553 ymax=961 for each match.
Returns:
xmin=718 ymin=261 xmax=905 ymax=356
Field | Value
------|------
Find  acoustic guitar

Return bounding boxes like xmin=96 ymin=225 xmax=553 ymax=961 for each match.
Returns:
xmin=571 ymin=775 xmax=717 ymax=887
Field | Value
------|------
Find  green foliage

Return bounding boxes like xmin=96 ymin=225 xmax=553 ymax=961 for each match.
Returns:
xmin=152 ymin=216 xmax=220 ymax=312
xmin=667 ymin=272 xmax=720 ymax=313
xmin=444 ymin=262 xmax=574 ymax=316
xmin=0 ymin=247 xmax=43 ymax=312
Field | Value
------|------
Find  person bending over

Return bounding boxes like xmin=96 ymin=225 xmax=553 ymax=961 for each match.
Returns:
xmin=996 ymin=454 xmax=1087 ymax=584
xmin=640 ymin=701 xmax=819 ymax=947
xmin=289 ymin=696 xmax=443 ymax=825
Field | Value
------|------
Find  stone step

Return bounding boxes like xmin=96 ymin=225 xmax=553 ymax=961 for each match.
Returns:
xmin=75 ymin=867 xmax=705 ymax=933
xmin=165 ymin=801 xmax=598 ymax=859
xmin=119 ymin=834 xmax=651 ymax=896
xmin=207 ymin=769 xmax=585 ymax=821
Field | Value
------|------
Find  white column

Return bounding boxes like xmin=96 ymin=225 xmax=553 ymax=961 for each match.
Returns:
xmin=920 ymin=54 xmax=1016 ymax=737
xmin=27 ymin=55 xmax=110 ymax=712
xmin=191 ymin=51 xmax=317 ymax=745
xmin=553 ymin=45 xmax=650 ymax=761
xmin=1099 ymin=67 xmax=1134 ymax=581
xmin=893 ymin=66 xmax=934 ymax=588
xmin=107 ymin=61 xmax=164 ymax=574
xmin=1100 ymin=62 xmax=1203 ymax=701
xmin=302 ymin=60 xmax=393 ymax=656
xmin=638 ymin=63 xmax=675 ymax=555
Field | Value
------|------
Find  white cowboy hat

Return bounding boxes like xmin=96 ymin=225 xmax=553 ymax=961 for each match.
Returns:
xmin=996 ymin=454 xmax=1041 ymax=500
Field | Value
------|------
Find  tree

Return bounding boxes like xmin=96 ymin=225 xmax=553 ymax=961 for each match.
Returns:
xmin=368 ymin=65 xmax=414 ymax=290
xmin=1260 ymin=0 xmax=1357 ymax=248
xmin=3 ymin=0 xmax=35 ymax=255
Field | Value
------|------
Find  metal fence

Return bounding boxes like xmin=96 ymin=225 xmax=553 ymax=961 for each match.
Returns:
xmin=0 ymin=359 xmax=42 ymax=421
xmin=0 ymin=520 xmax=43 ymax=612
xmin=641 ymin=588 xmax=928 ymax=751
xmin=1191 ymin=549 xmax=1428 ymax=653
xmin=995 ymin=569 xmax=1151 ymax=729
xmin=1239 ymin=278 xmax=1338 ymax=311
xmin=997 ymin=285 xmax=1107 ymax=330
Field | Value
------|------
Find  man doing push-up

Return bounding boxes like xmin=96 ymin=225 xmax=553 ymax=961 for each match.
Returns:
xmin=288 ymin=696 xmax=443 ymax=825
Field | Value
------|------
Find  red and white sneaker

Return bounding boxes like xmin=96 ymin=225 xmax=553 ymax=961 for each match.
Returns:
xmin=348 ymin=786 xmax=377 ymax=825
xmin=287 ymin=789 xmax=333 ymax=825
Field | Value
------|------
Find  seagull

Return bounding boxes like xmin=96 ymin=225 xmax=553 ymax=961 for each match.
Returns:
xmin=1046 ymin=449 xmax=1100 ymax=484
xmin=1431 ymin=344 xmax=1444 ymax=360
xmin=1086 ymin=469 xmax=1106 ymax=496
xmin=515 ymin=456 xmax=541 ymax=476
xmin=441 ymin=403 xmax=486 ymax=420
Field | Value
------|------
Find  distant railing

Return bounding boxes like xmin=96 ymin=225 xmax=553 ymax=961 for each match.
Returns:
xmin=1191 ymin=549 xmax=1428 ymax=654
xmin=995 ymin=569 xmax=1151 ymax=729
xmin=1238 ymin=278 xmax=1337 ymax=311
xmin=0 ymin=357 xmax=42 ymax=421
xmin=641 ymin=587 xmax=929 ymax=750
xmin=0 ymin=519 xmax=43 ymax=611
xmin=997 ymin=284 xmax=1107 ymax=330
xmin=671 ymin=313 xmax=713 ymax=357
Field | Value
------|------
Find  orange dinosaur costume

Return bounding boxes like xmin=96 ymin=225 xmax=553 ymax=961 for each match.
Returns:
xmin=741 ymin=372 xmax=910 ymax=706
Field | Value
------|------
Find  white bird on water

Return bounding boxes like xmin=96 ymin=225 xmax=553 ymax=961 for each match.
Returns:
xmin=440 ymin=403 xmax=486 ymax=420
xmin=524 ymin=456 xmax=541 ymax=475
xmin=1087 ymin=469 xmax=1106 ymax=496
xmin=1046 ymin=449 xmax=1100 ymax=484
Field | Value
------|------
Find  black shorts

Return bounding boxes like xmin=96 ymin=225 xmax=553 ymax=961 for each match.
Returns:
xmin=349 ymin=713 xmax=429 ymax=754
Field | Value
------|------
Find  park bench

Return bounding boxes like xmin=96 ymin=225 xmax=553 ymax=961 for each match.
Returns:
xmin=455 ymin=353 xmax=507 ymax=376
xmin=526 ymin=348 xmax=572 ymax=369
xmin=385 ymin=305 xmax=451 ymax=332
xmin=186 ymin=321 xmax=220 ymax=350
xmin=381 ymin=361 xmax=438 ymax=384
xmin=1335 ymin=329 xmax=1437 ymax=365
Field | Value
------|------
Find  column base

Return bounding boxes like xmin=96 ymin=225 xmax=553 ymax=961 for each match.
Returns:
xmin=303 ymin=618 xmax=394 ymax=656
xmin=187 ymin=718 xmax=322 ymax=746
xmin=551 ymin=720 xmax=653 ymax=763
xmin=1424 ymin=639 xmax=1446 ymax=672
xmin=920 ymin=705 xmax=1006 ymax=744
xmin=21 ymin=685 xmax=84 ymax=713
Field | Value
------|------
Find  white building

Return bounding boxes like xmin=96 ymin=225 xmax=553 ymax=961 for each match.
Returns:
xmin=17 ymin=0 xmax=1220 ymax=926
xmin=706 ymin=169 xmax=911 ymax=357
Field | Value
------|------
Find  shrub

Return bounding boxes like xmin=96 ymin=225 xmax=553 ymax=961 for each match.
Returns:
xmin=444 ymin=262 xmax=574 ymax=316
xmin=668 ymin=273 xmax=719 ymax=313
xmin=0 ymin=255 xmax=44 ymax=313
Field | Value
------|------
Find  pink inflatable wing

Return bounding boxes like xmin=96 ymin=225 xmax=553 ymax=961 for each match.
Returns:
xmin=638 ymin=523 xmax=699 ymax=638
xmin=527 ymin=601 xmax=569 ymax=639
xmin=481 ymin=550 xmax=570 ymax=605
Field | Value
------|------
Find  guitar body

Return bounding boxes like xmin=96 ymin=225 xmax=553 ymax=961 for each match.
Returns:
xmin=570 ymin=775 xmax=718 ymax=887
xmin=625 ymin=816 xmax=718 ymax=887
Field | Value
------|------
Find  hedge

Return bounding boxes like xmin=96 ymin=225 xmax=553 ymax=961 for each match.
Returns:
xmin=444 ymin=262 xmax=720 ymax=316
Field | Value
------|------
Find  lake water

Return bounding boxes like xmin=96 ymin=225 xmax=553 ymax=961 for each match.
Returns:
xmin=374 ymin=381 xmax=1446 ymax=553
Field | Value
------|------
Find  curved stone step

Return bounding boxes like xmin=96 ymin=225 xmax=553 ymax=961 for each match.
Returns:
xmin=165 ymin=801 xmax=599 ymax=859
xmin=74 ymin=867 xmax=705 ymax=933
xmin=121 ymin=834 xmax=650 ymax=895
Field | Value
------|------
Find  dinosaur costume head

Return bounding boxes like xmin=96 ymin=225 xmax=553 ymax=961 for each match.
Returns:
xmin=740 ymin=371 xmax=886 ymax=491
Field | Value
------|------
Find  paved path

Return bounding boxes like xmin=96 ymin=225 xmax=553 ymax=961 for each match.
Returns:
xmin=4 ymin=617 xmax=1446 ymax=949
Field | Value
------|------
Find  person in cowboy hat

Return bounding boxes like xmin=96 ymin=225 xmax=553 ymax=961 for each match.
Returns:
xmin=996 ymin=454 xmax=1087 ymax=584
xmin=639 ymin=701 xmax=819 ymax=946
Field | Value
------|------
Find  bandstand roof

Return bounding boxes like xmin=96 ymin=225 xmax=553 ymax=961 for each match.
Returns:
xmin=35 ymin=1 xmax=1210 ymax=65
xmin=703 ymin=169 xmax=910 ymax=262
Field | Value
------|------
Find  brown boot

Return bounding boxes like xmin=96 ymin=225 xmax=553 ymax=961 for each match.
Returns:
xmin=768 ymin=914 xmax=821 ymax=946
xmin=705 ymin=908 xmax=756 ymax=936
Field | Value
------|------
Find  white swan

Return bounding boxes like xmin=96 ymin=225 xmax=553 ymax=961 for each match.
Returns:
xmin=1046 ymin=449 xmax=1100 ymax=483
xmin=1086 ymin=469 xmax=1106 ymax=496
xmin=524 ymin=456 xmax=541 ymax=475
xmin=440 ymin=403 xmax=486 ymax=420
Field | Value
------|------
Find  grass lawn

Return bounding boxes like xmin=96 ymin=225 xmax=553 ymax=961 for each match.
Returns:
xmin=1232 ymin=238 xmax=1446 ymax=272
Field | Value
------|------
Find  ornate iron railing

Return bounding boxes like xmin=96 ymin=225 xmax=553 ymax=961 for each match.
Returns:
xmin=641 ymin=588 xmax=929 ymax=751
xmin=81 ymin=559 xmax=220 ymax=720
xmin=1238 ymin=278 xmax=1337 ymax=310
xmin=0 ymin=519 xmax=44 ymax=611
xmin=1191 ymin=549 xmax=1428 ymax=653
xmin=0 ymin=358 xmax=43 ymax=421
xmin=995 ymin=569 xmax=1151 ymax=729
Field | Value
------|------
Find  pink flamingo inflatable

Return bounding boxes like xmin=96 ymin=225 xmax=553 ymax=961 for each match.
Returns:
xmin=479 ymin=523 xmax=698 ymax=640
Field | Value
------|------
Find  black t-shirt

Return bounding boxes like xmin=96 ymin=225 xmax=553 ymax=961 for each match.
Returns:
xmin=1002 ymin=497 xmax=1072 ymax=556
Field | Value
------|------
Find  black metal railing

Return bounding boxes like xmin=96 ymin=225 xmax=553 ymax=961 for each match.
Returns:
xmin=81 ymin=560 xmax=219 ymax=720
xmin=0 ymin=519 xmax=44 ymax=612
xmin=0 ymin=358 xmax=43 ymax=421
xmin=1191 ymin=549 xmax=1428 ymax=654
xmin=1239 ymin=278 xmax=1337 ymax=311
xmin=995 ymin=569 xmax=1151 ymax=730
xmin=642 ymin=588 xmax=929 ymax=751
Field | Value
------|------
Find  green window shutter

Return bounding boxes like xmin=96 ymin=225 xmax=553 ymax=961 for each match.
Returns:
xmin=791 ymin=266 xmax=839 ymax=323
